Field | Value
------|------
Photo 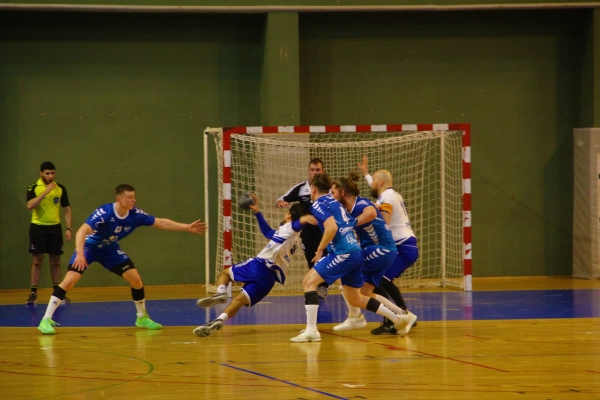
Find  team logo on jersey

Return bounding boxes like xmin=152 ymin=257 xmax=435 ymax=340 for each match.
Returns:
xmin=124 ymin=226 xmax=131 ymax=232
xmin=114 ymin=226 xmax=122 ymax=233
xmin=339 ymin=226 xmax=354 ymax=235
xmin=53 ymin=197 xmax=59 ymax=204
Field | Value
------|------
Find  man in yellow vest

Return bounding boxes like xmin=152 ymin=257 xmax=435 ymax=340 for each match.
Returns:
xmin=26 ymin=161 xmax=72 ymax=305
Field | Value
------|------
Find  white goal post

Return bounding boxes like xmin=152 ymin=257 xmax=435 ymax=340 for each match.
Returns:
xmin=204 ymin=124 xmax=472 ymax=292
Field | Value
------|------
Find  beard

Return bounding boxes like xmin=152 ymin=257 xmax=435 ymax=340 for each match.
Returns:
xmin=370 ymin=187 xmax=379 ymax=199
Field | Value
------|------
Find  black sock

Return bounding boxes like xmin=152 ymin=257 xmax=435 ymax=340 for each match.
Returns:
xmin=30 ymin=287 xmax=37 ymax=294
xmin=381 ymin=278 xmax=407 ymax=310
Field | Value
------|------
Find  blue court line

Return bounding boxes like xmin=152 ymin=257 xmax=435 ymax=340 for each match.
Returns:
xmin=221 ymin=363 xmax=348 ymax=400
xmin=1 ymin=289 xmax=599 ymax=327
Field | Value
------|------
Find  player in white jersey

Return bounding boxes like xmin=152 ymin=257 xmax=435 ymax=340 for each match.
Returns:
xmin=194 ymin=194 xmax=310 ymax=337
xmin=359 ymin=156 xmax=420 ymax=335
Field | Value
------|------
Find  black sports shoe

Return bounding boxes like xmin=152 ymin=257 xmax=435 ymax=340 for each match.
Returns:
xmin=371 ymin=318 xmax=397 ymax=335
xmin=62 ymin=296 xmax=71 ymax=304
xmin=193 ymin=318 xmax=224 ymax=337
xmin=26 ymin=292 xmax=37 ymax=305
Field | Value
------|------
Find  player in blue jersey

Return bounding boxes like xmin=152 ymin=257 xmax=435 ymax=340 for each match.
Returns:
xmin=290 ymin=173 xmax=409 ymax=343
xmin=330 ymin=172 xmax=416 ymax=335
xmin=193 ymin=193 xmax=310 ymax=337
xmin=37 ymin=184 xmax=207 ymax=335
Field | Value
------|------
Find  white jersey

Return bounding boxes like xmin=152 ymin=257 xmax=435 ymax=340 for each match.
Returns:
xmin=377 ymin=188 xmax=416 ymax=244
xmin=256 ymin=221 xmax=301 ymax=284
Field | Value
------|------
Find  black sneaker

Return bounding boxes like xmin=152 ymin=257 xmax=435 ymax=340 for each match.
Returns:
xmin=193 ymin=318 xmax=224 ymax=337
xmin=26 ymin=292 xmax=37 ymax=305
xmin=62 ymin=296 xmax=71 ymax=304
xmin=371 ymin=319 xmax=397 ymax=335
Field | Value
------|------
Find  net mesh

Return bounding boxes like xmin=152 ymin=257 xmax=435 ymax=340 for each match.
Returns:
xmin=207 ymin=129 xmax=464 ymax=292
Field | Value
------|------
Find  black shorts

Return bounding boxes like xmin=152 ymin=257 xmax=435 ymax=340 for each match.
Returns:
xmin=29 ymin=223 xmax=63 ymax=255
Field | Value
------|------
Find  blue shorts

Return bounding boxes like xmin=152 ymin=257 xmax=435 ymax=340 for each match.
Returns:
xmin=68 ymin=245 xmax=132 ymax=272
xmin=362 ymin=245 xmax=397 ymax=288
xmin=313 ymin=250 xmax=363 ymax=288
xmin=229 ymin=258 xmax=277 ymax=307
xmin=384 ymin=237 xmax=419 ymax=280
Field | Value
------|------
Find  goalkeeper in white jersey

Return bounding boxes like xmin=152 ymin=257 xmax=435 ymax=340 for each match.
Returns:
xmin=194 ymin=194 xmax=310 ymax=337
xmin=358 ymin=156 xmax=420 ymax=335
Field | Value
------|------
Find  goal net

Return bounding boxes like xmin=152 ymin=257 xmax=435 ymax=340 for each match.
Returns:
xmin=204 ymin=124 xmax=472 ymax=293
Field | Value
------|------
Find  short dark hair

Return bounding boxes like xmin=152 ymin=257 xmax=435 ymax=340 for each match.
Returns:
xmin=40 ymin=161 xmax=56 ymax=172
xmin=309 ymin=157 xmax=324 ymax=168
xmin=289 ymin=203 xmax=309 ymax=221
xmin=310 ymin=172 xmax=332 ymax=192
xmin=333 ymin=171 xmax=361 ymax=196
xmin=116 ymin=184 xmax=135 ymax=195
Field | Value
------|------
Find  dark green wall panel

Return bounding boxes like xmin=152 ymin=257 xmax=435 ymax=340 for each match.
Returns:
xmin=299 ymin=10 xmax=584 ymax=277
xmin=0 ymin=11 xmax=264 ymax=288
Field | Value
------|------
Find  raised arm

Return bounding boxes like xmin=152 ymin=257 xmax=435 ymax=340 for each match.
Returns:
xmin=358 ymin=155 xmax=373 ymax=185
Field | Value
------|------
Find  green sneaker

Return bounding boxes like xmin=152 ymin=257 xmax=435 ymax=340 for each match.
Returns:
xmin=135 ymin=312 xmax=162 ymax=330
xmin=38 ymin=317 xmax=59 ymax=335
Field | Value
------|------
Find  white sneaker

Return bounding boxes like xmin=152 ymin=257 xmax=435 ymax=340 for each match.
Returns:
xmin=193 ymin=318 xmax=224 ymax=337
xmin=333 ymin=313 xmax=367 ymax=331
xmin=196 ymin=292 xmax=227 ymax=308
xmin=290 ymin=330 xmax=321 ymax=342
xmin=401 ymin=311 xmax=418 ymax=335
xmin=391 ymin=313 xmax=410 ymax=336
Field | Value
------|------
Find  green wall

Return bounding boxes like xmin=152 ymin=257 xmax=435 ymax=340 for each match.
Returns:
xmin=299 ymin=10 xmax=585 ymax=276
xmin=0 ymin=6 xmax=596 ymax=288
xmin=0 ymin=11 xmax=264 ymax=288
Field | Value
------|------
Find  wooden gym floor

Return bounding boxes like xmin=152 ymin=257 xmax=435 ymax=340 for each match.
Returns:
xmin=0 ymin=276 xmax=599 ymax=400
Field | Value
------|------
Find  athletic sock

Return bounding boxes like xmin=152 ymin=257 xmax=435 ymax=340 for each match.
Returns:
xmin=217 ymin=285 xmax=227 ymax=294
xmin=30 ymin=287 xmax=38 ymax=294
xmin=218 ymin=312 xmax=229 ymax=322
xmin=381 ymin=278 xmax=407 ymax=309
xmin=43 ymin=296 xmax=62 ymax=319
xmin=374 ymin=294 xmax=406 ymax=315
xmin=134 ymin=300 xmax=146 ymax=318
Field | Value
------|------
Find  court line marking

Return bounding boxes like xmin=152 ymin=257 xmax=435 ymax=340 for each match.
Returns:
xmin=323 ymin=332 xmax=509 ymax=373
xmin=221 ymin=363 xmax=348 ymax=399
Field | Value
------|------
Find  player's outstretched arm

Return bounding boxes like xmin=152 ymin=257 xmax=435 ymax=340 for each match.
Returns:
xmin=248 ymin=193 xmax=260 ymax=214
xmin=153 ymin=218 xmax=207 ymax=234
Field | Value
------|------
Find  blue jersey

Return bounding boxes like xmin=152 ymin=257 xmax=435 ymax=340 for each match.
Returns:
xmin=83 ymin=203 xmax=156 ymax=250
xmin=350 ymin=196 xmax=396 ymax=250
xmin=311 ymin=194 xmax=360 ymax=255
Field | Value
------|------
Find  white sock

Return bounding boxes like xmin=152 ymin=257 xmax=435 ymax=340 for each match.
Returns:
xmin=134 ymin=299 xmax=145 ymax=318
xmin=375 ymin=303 xmax=397 ymax=321
xmin=43 ymin=296 xmax=62 ymax=319
xmin=218 ymin=312 xmax=229 ymax=322
xmin=305 ymin=304 xmax=319 ymax=332
xmin=217 ymin=285 xmax=227 ymax=294
xmin=340 ymin=287 xmax=362 ymax=318
xmin=374 ymin=294 xmax=407 ymax=315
